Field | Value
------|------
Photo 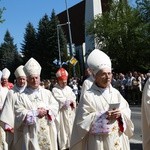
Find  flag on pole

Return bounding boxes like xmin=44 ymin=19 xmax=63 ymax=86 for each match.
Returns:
xmin=70 ymin=57 xmax=78 ymax=66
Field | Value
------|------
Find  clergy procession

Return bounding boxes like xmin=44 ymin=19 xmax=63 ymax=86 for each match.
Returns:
xmin=0 ymin=49 xmax=149 ymax=150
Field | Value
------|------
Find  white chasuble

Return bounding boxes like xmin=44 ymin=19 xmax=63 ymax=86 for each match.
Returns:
xmin=52 ymin=84 xmax=76 ymax=150
xmin=14 ymin=87 xmax=59 ymax=150
xmin=70 ymin=83 xmax=134 ymax=150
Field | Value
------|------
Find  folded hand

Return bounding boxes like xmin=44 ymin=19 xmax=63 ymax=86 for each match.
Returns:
xmin=37 ymin=108 xmax=47 ymax=118
xmin=107 ymin=109 xmax=121 ymax=120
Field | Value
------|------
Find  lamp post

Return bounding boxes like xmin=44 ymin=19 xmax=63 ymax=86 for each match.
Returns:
xmin=57 ymin=22 xmax=69 ymax=68
xmin=65 ymin=0 xmax=76 ymax=77
xmin=64 ymin=0 xmax=73 ymax=56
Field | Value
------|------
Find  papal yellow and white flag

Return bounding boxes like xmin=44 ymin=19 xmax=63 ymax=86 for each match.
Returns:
xmin=70 ymin=57 xmax=78 ymax=66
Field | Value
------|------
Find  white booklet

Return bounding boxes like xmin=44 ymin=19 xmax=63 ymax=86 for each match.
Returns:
xmin=109 ymin=103 xmax=120 ymax=110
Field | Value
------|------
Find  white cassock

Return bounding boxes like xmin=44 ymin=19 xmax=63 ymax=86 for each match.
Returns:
xmin=0 ymin=86 xmax=8 ymax=150
xmin=14 ymin=86 xmax=59 ymax=150
xmin=70 ymin=83 xmax=134 ymax=150
xmin=52 ymin=84 xmax=76 ymax=150
xmin=141 ymin=78 xmax=150 ymax=150
xmin=0 ymin=84 xmax=26 ymax=150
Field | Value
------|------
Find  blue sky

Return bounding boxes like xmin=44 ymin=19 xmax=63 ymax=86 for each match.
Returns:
xmin=0 ymin=0 xmax=135 ymax=51
xmin=0 ymin=0 xmax=81 ymax=50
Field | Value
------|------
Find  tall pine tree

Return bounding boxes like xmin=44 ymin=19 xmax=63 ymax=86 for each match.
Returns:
xmin=0 ymin=30 xmax=22 ymax=81
xmin=21 ymin=22 xmax=37 ymax=63
xmin=49 ymin=9 xmax=67 ymax=77
xmin=36 ymin=10 xmax=67 ymax=79
xmin=20 ymin=9 xmax=67 ymax=79
xmin=36 ymin=14 xmax=52 ymax=79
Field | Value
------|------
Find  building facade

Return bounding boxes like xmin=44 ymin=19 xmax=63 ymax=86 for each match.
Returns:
xmin=57 ymin=0 xmax=109 ymax=76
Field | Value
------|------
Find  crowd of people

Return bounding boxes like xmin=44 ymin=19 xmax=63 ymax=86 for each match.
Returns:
xmin=0 ymin=49 xmax=149 ymax=150
xmin=40 ymin=70 xmax=150 ymax=107
xmin=111 ymin=71 xmax=149 ymax=105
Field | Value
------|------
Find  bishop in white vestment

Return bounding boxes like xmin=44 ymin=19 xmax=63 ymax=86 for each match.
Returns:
xmin=14 ymin=58 xmax=59 ymax=150
xmin=0 ymin=65 xmax=27 ymax=150
xmin=70 ymin=49 xmax=134 ymax=150
xmin=52 ymin=68 xmax=76 ymax=150
xmin=0 ymin=70 xmax=9 ymax=150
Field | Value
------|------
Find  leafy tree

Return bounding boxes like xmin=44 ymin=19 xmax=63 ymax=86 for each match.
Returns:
xmin=0 ymin=30 xmax=22 ymax=81
xmin=135 ymin=0 xmax=150 ymax=71
xmin=21 ymin=22 xmax=37 ymax=63
xmin=136 ymin=0 xmax=150 ymax=22
xmin=87 ymin=1 xmax=149 ymax=72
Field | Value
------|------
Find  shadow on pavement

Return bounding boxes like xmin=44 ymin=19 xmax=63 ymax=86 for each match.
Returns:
xmin=130 ymin=143 xmax=143 ymax=150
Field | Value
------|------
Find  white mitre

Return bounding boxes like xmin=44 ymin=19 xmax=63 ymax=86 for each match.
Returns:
xmin=87 ymin=49 xmax=112 ymax=75
xmin=14 ymin=65 xmax=26 ymax=78
xmin=2 ymin=68 xmax=10 ymax=79
xmin=23 ymin=58 xmax=41 ymax=76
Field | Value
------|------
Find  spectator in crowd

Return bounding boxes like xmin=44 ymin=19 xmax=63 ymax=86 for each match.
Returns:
xmin=132 ymin=71 xmax=142 ymax=104
xmin=117 ymin=73 xmax=127 ymax=98
xmin=0 ymin=65 xmax=27 ymax=150
xmin=1 ymin=68 xmax=14 ymax=90
xmin=141 ymin=76 xmax=150 ymax=150
xmin=68 ymin=77 xmax=74 ymax=88
xmin=125 ymin=71 xmax=135 ymax=104
xmin=111 ymin=72 xmax=117 ymax=88
xmin=114 ymin=73 xmax=120 ymax=90
xmin=70 ymin=49 xmax=134 ymax=150
xmin=49 ymin=79 xmax=57 ymax=91
xmin=40 ymin=80 xmax=45 ymax=88
xmin=72 ymin=80 xmax=79 ymax=103
xmin=14 ymin=58 xmax=59 ymax=150
xmin=52 ymin=68 xmax=76 ymax=150
xmin=44 ymin=79 xmax=51 ymax=90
